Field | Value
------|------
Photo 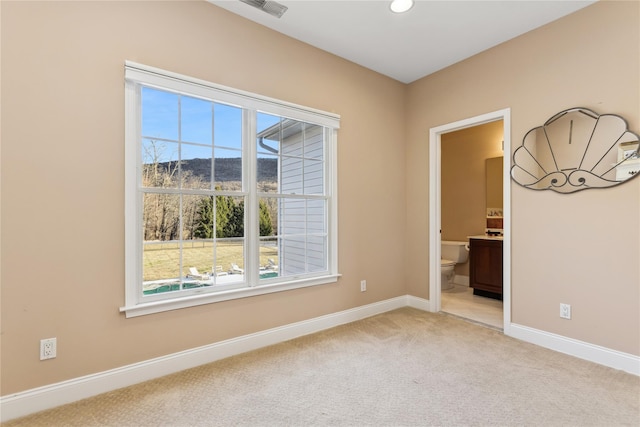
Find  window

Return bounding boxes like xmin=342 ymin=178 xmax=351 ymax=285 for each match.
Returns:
xmin=122 ymin=62 xmax=340 ymax=317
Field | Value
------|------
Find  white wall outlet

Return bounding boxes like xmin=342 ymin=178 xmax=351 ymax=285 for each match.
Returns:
xmin=360 ymin=280 xmax=367 ymax=292
xmin=560 ymin=303 xmax=571 ymax=319
xmin=40 ymin=337 xmax=57 ymax=360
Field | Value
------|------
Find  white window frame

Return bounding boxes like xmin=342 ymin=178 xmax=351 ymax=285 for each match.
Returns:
xmin=121 ymin=62 xmax=340 ymax=318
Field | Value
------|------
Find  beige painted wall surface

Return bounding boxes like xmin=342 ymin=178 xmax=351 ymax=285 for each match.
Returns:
xmin=441 ymin=121 xmax=504 ymax=276
xmin=405 ymin=1 xmax=639 ymax=355
xmin=0 ymin=1 xmax=407 ymax=394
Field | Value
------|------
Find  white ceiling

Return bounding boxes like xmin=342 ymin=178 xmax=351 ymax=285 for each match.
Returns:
xmin=209 ymin=0 xmax=596 ymax=83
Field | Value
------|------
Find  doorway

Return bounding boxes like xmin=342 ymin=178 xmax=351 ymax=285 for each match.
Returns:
xmin=428 ymin=109 xmax=511 ymax=334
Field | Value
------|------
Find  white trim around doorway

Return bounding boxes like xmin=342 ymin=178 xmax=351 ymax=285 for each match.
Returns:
xmin=428 ymin=108 xmax=512 ymax=335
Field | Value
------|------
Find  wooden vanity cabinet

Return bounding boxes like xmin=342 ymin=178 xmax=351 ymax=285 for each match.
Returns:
xmin=469 ymin=238 xmax=503 ymax=299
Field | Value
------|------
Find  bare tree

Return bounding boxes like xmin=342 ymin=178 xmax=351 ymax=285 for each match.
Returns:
xmin=142 ymin=140 xmax=180 ymax=241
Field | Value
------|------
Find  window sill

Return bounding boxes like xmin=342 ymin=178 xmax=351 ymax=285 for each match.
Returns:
xmin=120 ymin=274 xmax=341 ymax=318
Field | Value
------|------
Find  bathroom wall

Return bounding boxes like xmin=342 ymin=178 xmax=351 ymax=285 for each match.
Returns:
xmin=441 ymin=121 xmax=504 ymax=277
xmin=406 ymin=0 xmax=640 ymax=355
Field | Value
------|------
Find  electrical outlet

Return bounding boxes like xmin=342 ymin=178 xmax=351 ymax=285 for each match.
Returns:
xmin=360 ymin=280 xmax=367 ymax=292
xmin=560 ymin=303 xmax=571 ymax=320
xmin=40 ymin=338 xmax=57 ymax=360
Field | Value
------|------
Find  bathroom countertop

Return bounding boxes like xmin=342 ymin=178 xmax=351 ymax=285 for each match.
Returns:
xmin=468 ymin=235 xmax=504 ymax=241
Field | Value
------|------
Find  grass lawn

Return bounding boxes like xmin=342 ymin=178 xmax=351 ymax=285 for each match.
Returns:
xmin=143 ymin=239 xmax=278 ymax=281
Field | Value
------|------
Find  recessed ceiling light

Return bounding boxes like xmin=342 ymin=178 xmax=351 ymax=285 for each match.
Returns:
xmin=390 ymin=0 xmax=414 ymax=14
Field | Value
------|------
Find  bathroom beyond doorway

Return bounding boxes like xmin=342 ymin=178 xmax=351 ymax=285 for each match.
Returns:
xmin=428 ymin=108 xmax=511 ymax=331
xmin=441 ymin=120 xmax=504 ymax=327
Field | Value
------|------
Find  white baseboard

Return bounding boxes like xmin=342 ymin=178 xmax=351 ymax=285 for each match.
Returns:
xmin=3 ymin=296 xmax=638 ymax=422
xmin=406 ymin=295 xmax=430 ymax=311
xmin=0 ymin=296 xmax=408 ymax=422
xmin=508 ymin=323 xmax=640 ymax=376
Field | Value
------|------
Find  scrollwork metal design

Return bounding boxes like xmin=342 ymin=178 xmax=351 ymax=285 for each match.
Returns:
xmin=511 ymin=107 xmax=639 ymax=193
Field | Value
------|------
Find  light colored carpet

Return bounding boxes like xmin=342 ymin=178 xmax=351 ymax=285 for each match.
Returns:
xmin=4 ymin=308 xmax=639 ymax=426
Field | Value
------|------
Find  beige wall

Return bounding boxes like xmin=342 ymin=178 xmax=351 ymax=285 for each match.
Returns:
xmin=441 ymin=121 xmax=504 ymax=276
xmin=0 ymin=1 xmax=407 ymax=394
xmin=2 ymin=0 xmax=639 ymax=398
xmin=406 ymin=1 xmax=639 ymax=354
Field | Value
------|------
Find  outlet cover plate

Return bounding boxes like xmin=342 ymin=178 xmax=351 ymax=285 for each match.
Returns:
xmin=560 ymin=303 xmax=571 ymax=319
xmin=40 ymin=338 xmax=57 ymax=360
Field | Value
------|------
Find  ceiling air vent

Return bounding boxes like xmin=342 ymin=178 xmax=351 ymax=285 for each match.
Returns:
xmin=239 ymin=0 xmax=288 ymax=18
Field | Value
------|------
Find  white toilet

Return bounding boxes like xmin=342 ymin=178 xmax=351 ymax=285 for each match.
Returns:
xmin=441 ymin=241 xmax=470 ymax=290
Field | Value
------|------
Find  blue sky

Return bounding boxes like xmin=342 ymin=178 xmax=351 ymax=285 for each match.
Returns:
xmin=141 ymin=86 xmax=281 ymax=163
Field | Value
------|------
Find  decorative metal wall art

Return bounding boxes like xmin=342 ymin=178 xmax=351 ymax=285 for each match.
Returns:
xmin=511 ymin=107 xmax=639 ymax=193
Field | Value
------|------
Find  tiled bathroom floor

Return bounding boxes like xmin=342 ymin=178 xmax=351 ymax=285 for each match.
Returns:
xmin=441 ymin=284 xmax=503 ymax=329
